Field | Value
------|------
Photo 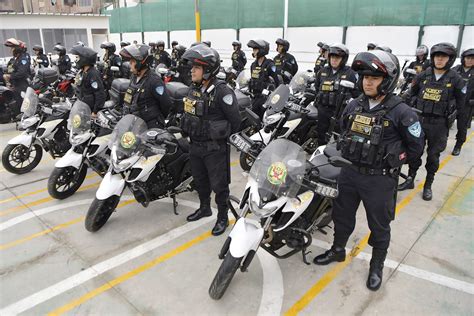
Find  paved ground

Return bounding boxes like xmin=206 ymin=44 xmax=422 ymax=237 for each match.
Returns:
xmin=0 ymin=121 xmax=473 ymax=316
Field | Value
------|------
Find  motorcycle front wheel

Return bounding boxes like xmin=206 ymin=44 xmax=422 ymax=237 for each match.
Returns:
xmin=85 ymin=196 xmax=120 ymax=232
xmin=208 ymin=253 xmax=243 ymax=300
xmin=48 ymin=165 xmax=87 ymax=199
xmin=1 ymin=144 xmax=43 ymax=174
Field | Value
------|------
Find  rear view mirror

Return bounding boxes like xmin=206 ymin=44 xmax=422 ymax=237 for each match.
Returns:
xmin=406 ymin=68 xmax=417 ymax=75
xmin=340 ymin=80 xmax=355 ymax=89
xmin=245 ymin=107 xmax=261 ymax=127
xmin=328 ymin=156 xmax=352 ymax=168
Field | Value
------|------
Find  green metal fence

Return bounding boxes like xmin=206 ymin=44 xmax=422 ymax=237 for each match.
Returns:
xmin=107 ymin=0 xmax=473 ymax=34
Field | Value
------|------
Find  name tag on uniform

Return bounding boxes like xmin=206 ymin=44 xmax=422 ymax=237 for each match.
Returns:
xmin=184 ymin=98 xmax=196 ymax=115
xmin=321 ymin=81 xmax=334 ymax=91
xmin=251 ymin=67 xmax=261 ymax=79
xmin=422 ymin=88 xmax=442 ymax=102
xmin=354 ymin=114 xmax=372 ymax=124
xmin=351 ymin=122 xmax=372 ymax=136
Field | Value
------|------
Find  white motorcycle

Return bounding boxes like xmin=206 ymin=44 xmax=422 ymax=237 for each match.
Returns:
xmin=84 ymin=114 xmax=193 ymax=232
xmin=209 ymin=139 xmax=351 ymax=300
xmin=47 ymin=100 xmax=118 ymax=199
xmin=1 ymin=87 xmax=72 ymax=174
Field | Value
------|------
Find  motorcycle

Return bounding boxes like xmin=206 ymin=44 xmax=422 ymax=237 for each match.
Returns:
xmin=155 ymin=64 xmax=179 ymax=84
xmin=233 ymin=84 xmax=319 ymax=171
xmin=0 ymin=85 xmax=18 ymax=124
xmin=208 ymin=138 xmax=351 ymax=300
xmin=84 ymin=114 xmax=193 ymax=232
xmin=1 ymin=87 xmax=72 ymax=174
xmin=395 ymin=68 xmax=417 ymax=96
xmin=47 ymin=100 xmax=119 ymax=199
xmin=288 ymin=71 xmax=316 ymax=107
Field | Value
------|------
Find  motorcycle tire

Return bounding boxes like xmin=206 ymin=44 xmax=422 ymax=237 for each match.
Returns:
xmin=85 ymin=196 xmax=120 ymax=232
xmin=2 ymin=144 xmax=43 ymax=174
xmin=47 ymin=165 xmax=87 ymax=200
xmin=239 ymin=152 xmax=254 ymax=172
xmin=208 ymin=253 xmax=243 ymax=300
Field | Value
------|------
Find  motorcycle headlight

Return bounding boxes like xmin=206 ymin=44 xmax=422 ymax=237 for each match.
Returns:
xmin=111 ymin=147 xmax=138 ymax=172
xmin=248 ymin=193 xmax=277 ymax=218
xmin=263 ymin=113 xmax=282 ymax=126
xmin=20 ymin=116 xmax=39 ymax=129
xmin=69 ymin=132 xmax=92 ymax=146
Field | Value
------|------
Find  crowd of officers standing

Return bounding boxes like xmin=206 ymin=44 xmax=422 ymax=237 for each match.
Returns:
xmin=2 ymin=35 xmax=472 ymax=292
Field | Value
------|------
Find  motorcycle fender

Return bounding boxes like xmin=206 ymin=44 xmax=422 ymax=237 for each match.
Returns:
xmin=87 ymin=133 xmax=111 ymax=158
xmin=8 ymin=132 xmax=33 ymax=146
xmin=128 ymin=154 xmax=163 ymax=183
xmin=250 ymin=128 xmax=271 ymax=145
xmin=37 ymin=119 xmax=63 ymax=139
xmin=281 ymin=118 xmax=301 ymax=138
xmin=96 ymin=172 xmax=125 ymax=200
xmin=228 ymin=217 xmax=264 ymax=258
xmin=55 ymin=148 xmax=82 ymax=169
xmin=274 ymin=190 xmax=315 ymax=232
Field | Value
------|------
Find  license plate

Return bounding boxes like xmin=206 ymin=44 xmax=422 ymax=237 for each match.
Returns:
xmin=230 ymin=134 xmax=251 ymax=153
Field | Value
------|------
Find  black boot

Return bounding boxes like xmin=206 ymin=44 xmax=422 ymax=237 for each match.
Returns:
xmin=186 ymin=201 xmax=212 ymax=222
xmin=212 ymin=205 xmax=229 ymax=236
xmin=397 ymin=172 xmax=416 ymax=191
xmin=422 ymin=175 xmax=434 ymax=201
xmin=366 ymin=248 xmax=387 ymax=291
xmin=313 ymin=245 xmax=346 ymax=265
xmin=452 ymin=143 xmax=462 ymax=156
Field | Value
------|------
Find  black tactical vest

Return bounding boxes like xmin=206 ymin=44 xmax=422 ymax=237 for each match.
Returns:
xmin=415 ymin=71 xmax=455 ymax=117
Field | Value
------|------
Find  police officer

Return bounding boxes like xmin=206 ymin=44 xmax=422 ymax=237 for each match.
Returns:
xmin=171 ymin=40 xmax=179 ymax=67
xmin=100 ymin=42 xmax=122 ymax=90
xmin=314 ymin=44 xmax=358 ymax=145
xmin=180 ymin=44 xmax=241 ymax=236
xmin=313 ymin=50 xmax=424 ymax=291
xmin=452 ymin=48 xmax=473 ymax=155
xmin=155 ymin=41 xmax=172 ymax=68
xmin=3 ymin=38 xmax=30 ymax=114
xmin=174 ymin=45 xmax=192 ymax=86
xmin=231 ymin=41 xmax=247 ymax=72
xmin=404 ymin=45 xmax=430 ymax=77
xmin=32 ymin=45 xmax=49 ymax=68
xmin=273 ymin=38 xmax=298 ymax=84
xmin=398 ymin=43 xmax=466 ymax=200
xmin=70 ymin=45 xmax=105 ymax=116
xmin=247 ymin=39 xmax=280 ymax=118
xmin=53 ymin=45 xmax=71 ymax=75
xmin=367 ymin=42 xmax=377 ymax=51
xmin=314 ymin=42 xmax=328 ymax=74
xmin=119 ymin=44 xmax=172 ymax=128
xmin=120 ymin=41 xmax=131 ymax=49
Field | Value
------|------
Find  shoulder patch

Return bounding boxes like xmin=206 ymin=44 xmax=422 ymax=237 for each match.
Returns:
xmin=223 ymin=94 xmax=234 ymax=105
xmin=91 ymin=81 xmax=98 ymax=89
xmin=155 ymin=86 xmax=164 ymax=95
xmin=21 ymin=59 xmax=27 ymax=65
xmin=408 ymin=121 xmax=421 ymax=138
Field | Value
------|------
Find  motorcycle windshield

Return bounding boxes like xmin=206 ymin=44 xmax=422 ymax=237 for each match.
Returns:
xmin=235 ymin=70 xmax=250 ymax=89
xmin=20 ymin=87 xmax=38 ymax=118
xmin=68 ymin=100 xmax=91 ymax=135
xmin=289 ymin=72 xmax=311 ymax=94
xmin=250 ymin=139 xmax=307 ymax=201
xmin=110 ymin=114 xmax=147 ymax=159
xmin=264 ymin=84 xmax=290 ymax=115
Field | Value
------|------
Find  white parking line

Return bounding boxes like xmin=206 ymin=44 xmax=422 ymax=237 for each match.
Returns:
xmin=311 ymin=239 xmax=474 ymax=295
xmin=257 ymin=250 xmax=284 ymax=316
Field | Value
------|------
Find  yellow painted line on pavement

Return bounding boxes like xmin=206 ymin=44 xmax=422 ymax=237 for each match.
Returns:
xmin=0 ymin=199 xmax=136 ymax=251
xmin=47 ymin=219 xmax=236 ymax=316
xmin=0 ymin=173 xmax=99 ymax=206
xmin=0 ymin=156 xmax=56 ymax=173
xmin=284 ymin=132 xmax=474 ymax=315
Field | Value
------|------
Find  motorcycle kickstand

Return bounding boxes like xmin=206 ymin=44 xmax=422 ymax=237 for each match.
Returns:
xmin=171 ymin=194 xmax=179 ymax=215
xmin=302 ymin=248 xmax=312 ymax=265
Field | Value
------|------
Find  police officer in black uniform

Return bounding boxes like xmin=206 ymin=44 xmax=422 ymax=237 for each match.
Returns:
xmin=155 ymin=41 xmax=172 ymax=68
xmin=70 ymin=45 xmax=105 ymax=116
xmin=367 ymin=42 xmax=377 ymax=51
xmin=119 ymin=44 xmax=172 ymax=128
xmin=314 ymin=44 xmax=358 ymax=145
xmin=231 ymin=41 xmax=247 ymax=72
xmin=247 ymin=39 xmax=280 ymax=118
xmin=398 ymin=43 xmax=466 ymax=200
xmin=313 ymin=50 xmax=424 ymax=291
xmin=171 ymin=40 xmax=179 ymax=67
xmin=314 ymin=42 xmax=328 ymax=74
xmin=180 ymin=44 xmax=241 ymax=236
xmin=54 ymin=45 xmax=71 ymax=75
xmin=452 ymin=48 xmax=473 ymax=155
xmin=3 ymin=38 xmax=30 ymax=114
xmin=404 ymin=45 xmax=430 ymax=77
xmin=273 ymin=38 xmax=298 ymax=84
xmin=174 ymin=45 xmax=192 ymax=86
xmin=32 ymin=45 xmax=49 ymax=68
xmin=100 ymin=42 xmax=122 ymax=90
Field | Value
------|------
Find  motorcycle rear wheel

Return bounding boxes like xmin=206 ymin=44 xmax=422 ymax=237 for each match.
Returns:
xmin=209 ymin=253 xmax=243 ymax=300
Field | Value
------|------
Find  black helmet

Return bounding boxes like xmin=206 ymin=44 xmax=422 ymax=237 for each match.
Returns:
xmin=100 ymin=41 xmax=116 ymax=53
xmin=70 ymin=45 xmax=98 ymax=68
xmin=328 ymin=43 xmax=349 ymax=68
xmin=430 ymin=42 xmax=456 ymax=70
xmin=174 ymin=45 xmax=187 ymax=58
xmin=202 ymin=40 xmax=211 ymax=47
xmin=33 ymin=45 xmax=44 ymax=54
xmin=157 ymin=40 xmax=165 ymax=48
xmin=232 ymin=41 xmax=242 ymax=48
xmin=120 ymin=41 xmax=131 ymax=48
xmin=53 ymin=44 xmax=66 ymax=56
xmin=461 ymin=48 xmax=474 ymax=67
xmin=4 ymin=38 xmax=26 ymax=56
xmin=276 ymin=38 xmax=290 ymax=53
xmin=351 ymin=50 xmax=400 ymax=96
xmin=120 ymin=44 xmax=152 ymax=71
xmin=182 ymin=44 xmax=220 ymax=80
xmin=415 ymin=45 xmax=429 ymax=61
xmin=247 ymin=39 xmax=269 ymax=58
xmin=367 ymin=42 xmax=377 ymax=50
xmin=148 ymin=41 xmax=157 ymax=47
xmin=375 ymin=46 xmax=392 ymax=53
xmin=317 ymin=41 xmax=325 ymax=48
xmin=171 ymin=40 xmax=178 ymax=46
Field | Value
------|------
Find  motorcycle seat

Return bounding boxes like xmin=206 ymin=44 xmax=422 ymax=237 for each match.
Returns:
xmin=323 ymin=143 xmax=341 ymax=158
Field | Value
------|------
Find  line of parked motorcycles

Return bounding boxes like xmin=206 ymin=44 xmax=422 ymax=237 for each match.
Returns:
xmin=2 ymin=61 xmax=360 ymax=301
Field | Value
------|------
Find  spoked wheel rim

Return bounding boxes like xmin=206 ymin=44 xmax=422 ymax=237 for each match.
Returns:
xmin=8 ymin=145 xmax=38 ymax=169
xmin=54 ymin=167 xmax=81 ymax=193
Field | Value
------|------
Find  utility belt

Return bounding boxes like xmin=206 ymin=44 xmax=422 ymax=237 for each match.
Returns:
xmin=349 ymin=164 xmax=400 ymax=176
xmin=418 ymin=114 xmax=446 ymax=124
xmin=190 ymin=138 xmax=227 ymax=151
